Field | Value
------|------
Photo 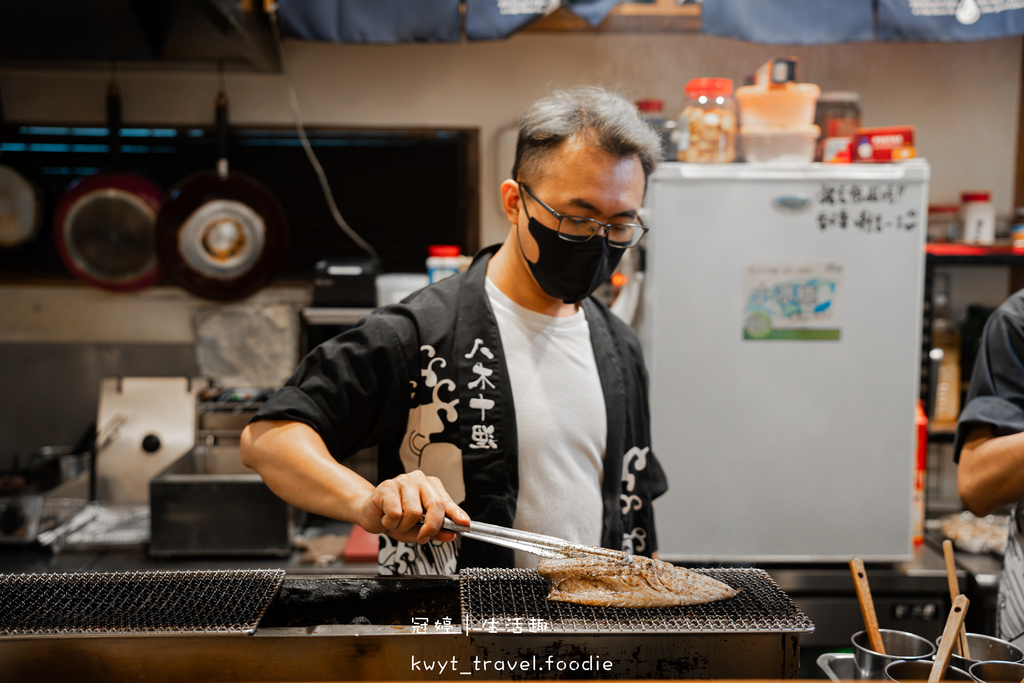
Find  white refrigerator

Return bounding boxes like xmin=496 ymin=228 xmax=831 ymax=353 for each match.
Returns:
xmin=644 ymin=160 xmax=930 ymax=562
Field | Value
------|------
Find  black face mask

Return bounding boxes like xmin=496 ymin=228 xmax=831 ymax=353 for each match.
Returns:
xmin=518 ymin=216 xmax=624 ymax=305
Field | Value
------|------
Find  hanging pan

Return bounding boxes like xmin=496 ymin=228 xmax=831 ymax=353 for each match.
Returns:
xmin=155 ymin=91 xmax=288 ymax=301
xmin=0 ymin=86 xmax=43 ymax=249
xmin=52 ymin=83 xmax=163 ymax=291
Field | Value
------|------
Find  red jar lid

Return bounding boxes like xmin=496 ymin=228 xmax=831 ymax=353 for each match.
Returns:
xmin=961 ymin=191 xmax=992 ymax=203
xmin=928 ymin=204 xmax=959 ymax=214
xmin=685 ymin=78 xmax=734 ymax=99
xmin=428 ymin=244 xmax=461 ymax=257
xmin=635 ymin=99 xmax=664 ymax=113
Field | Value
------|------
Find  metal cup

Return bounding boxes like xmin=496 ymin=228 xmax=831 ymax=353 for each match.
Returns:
xmin=968 ymin=660 xmax=1024 ymax=683
xmin=853 ymin=629 xmax=937 ymax=679
xmin=935 ymin=633 xmax=1024 ymax=670
xmin=885 ymin=660 xmax=972 ymax=681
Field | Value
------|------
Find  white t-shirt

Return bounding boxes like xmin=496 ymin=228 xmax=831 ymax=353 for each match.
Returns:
xmin=485 ymin=277 xmax=606 ymax=569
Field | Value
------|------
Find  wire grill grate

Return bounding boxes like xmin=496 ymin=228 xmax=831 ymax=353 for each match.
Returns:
xmin=0 ymin=568 xmax=284 ymax=636
xmin=459 ymin=567 xmax=814 ymax=635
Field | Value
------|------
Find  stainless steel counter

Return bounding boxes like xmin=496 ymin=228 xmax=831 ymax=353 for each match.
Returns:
xmin=0 ymin=520 xmax=379 ymax=577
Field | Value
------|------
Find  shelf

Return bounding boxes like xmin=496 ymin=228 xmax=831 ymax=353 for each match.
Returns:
xmin=926 ymin=242 xmax=1024 ymax=266
xmin=302 ymin=307 xmax=375 ymax=326
xmin=525 ymin=1 xmax=701 ymax=33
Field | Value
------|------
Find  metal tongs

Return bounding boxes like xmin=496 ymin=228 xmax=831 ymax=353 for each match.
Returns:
xmin=438 ymin=518 xmax=632 ymax=563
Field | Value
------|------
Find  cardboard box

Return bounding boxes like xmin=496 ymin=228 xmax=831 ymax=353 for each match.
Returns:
xmin=852 ymin=126 xmax=916 ymax=162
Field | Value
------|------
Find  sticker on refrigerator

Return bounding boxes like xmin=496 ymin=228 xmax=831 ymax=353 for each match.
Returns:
xmin=743 ymin=263 xmax=842 ymax=341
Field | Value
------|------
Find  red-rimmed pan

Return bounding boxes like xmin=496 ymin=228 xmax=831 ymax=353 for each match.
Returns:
xmin=155 ymin=91 xmax=288 ymax=301
xmin=0 ymin=85 xmax=43 ymax=249
xmin=52 ymin=83 xmax=163 ymax=291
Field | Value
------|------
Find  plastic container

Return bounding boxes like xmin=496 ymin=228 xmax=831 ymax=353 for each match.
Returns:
xmin=636 ymin=98 xmax=677 ymax=161
xmin=426 ymin=244 xmax=462 ymax=284
xmin=960 ymin=191 xmax=995 ymax=244
xmin=376 ymin=273 xmax=429 ymax=306
xmin=739 ymin=123 xmax=819 ymax=163
xmin=927 ymin=204 xmax=959 ymax=243
xmin=735 ymin=82 xmax=821 ymax=127
xmin=675 ymin=78 xmax=736 ymax=163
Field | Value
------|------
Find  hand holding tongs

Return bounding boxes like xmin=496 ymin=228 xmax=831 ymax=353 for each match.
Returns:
xmin=438 ymin=518 xmax=631 ymax=563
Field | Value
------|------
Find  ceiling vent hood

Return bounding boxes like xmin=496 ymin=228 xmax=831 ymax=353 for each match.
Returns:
xmin=0 ymin=0 xmax=279 ymax=72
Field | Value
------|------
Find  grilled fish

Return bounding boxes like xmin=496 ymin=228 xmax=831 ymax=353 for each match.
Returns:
xmin=537 ymin=555 xmax=739 ymax=608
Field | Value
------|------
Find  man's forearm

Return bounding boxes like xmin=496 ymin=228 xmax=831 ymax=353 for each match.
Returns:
xmin=240 ymin=420 xmax=375 ymax=526
xmin=958 ymin=426 xmax=1024 ymax=516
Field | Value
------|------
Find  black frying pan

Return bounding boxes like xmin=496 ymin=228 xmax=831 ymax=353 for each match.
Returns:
xmin=155 ymin=91 xmax=288 ymax=301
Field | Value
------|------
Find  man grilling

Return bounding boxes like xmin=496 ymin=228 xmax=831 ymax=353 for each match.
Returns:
xmin=240 ymin=85 xmax=667 ymax=574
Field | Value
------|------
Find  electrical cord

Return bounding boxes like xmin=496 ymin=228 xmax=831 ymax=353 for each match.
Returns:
xmin=267 ymin=5 xmax=380 ymax=262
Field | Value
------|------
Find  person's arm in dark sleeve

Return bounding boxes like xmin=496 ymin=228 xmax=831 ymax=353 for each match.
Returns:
xmin=240 ymin=314 xmax=469 ymax=544
xmin=956 ymin=300 xmax=1024 ymax=516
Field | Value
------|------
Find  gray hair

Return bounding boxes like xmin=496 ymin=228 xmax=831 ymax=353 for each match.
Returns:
xmin=512 ymin=85 xmax=662 ymax=186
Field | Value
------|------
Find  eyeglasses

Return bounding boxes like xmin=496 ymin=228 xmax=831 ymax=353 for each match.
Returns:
xmin=519 ymin=183 xmax=648 ymax=249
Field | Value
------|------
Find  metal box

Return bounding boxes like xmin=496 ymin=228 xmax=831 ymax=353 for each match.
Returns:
xmin=149 ymin=445 xmax=299 ymax=556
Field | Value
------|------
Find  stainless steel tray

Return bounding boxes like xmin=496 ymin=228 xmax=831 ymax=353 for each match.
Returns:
xmin=818 ymin=652 xmax=857 ymax=682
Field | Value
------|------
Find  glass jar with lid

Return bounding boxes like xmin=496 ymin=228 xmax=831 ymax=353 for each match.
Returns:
xmin=927 ymin=205 xmax=958 ymax=243
xmin=635 ymin=98 xmax=677 ymax=161
xmin=675 ymin=78 xmax=736 ymax=163
xmin=814 ymin=91 xmax=861 ymax=162
xmin=814 ymin=91 xmax=861 ymax=138
xmin=960 ymin=191 xmax=995 ymax=244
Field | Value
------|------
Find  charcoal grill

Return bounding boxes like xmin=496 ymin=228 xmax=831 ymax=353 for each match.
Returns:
xmin=0 ymin=568 xmax=284 ymax=636
xmin=0 ymin=569 xmax=813 ymax=681
xmin=461 ymin=567 xmax=813 ymax=635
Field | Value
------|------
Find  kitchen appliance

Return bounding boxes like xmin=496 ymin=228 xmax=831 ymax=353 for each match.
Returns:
xmin=0 ymin=569 xmax=811 ymax=680
xmin=155 ymin=90 xmax=288 ymax=301
xmin=149 ymin=444 xmax=299 ymax=557
xmin=645 ymin=160 xmax=929 ymax=562
xmin=147 ymin=386 xmax=301 ymax=556
xmin=313 ymin=257 xmax=380 ymax=307
xmin=52 ymin=82 xmax=163 ymax=291
xmin=93 ymin=377 xmax=200 ymax=506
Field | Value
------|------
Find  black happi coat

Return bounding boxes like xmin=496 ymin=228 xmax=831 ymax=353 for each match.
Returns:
xmin=252 ymin=246 xmax=668 ymax=573
xmin=955 ymin=290 xmax=1024 ymax=644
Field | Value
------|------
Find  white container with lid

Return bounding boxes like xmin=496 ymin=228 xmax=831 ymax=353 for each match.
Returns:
xmin=426 ymin=244 xmax=463 ymax=284
xmin=739 ymin=124 xmax=819 ymax=164
xmin=960 ymin=191 xmax=995 ymax=244
xmin=376 ymin=273 xmax=429 ymax=306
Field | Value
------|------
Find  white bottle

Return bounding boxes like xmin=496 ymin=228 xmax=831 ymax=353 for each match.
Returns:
xmin=960 ymin=191 xmax=996 ymax=244
xmin=426 ymin=244 xmax=462 ymax=284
